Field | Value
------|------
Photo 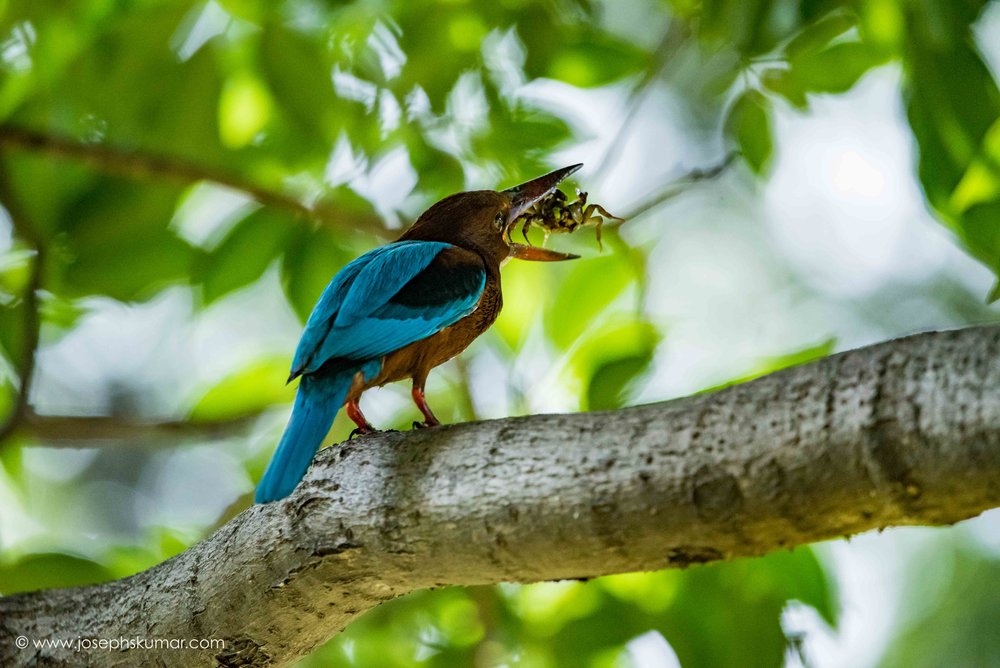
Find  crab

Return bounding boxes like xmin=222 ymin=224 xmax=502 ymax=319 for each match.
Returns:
xmin=513 ymin=189 xmax=623 ymax=250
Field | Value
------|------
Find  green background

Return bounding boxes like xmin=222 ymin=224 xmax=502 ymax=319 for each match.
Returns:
xmin=1 ymin=0 xmax=1000 ymax=665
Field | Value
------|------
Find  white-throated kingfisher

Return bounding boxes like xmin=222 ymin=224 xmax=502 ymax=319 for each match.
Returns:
xmin=255 ymin=164 xmax=582 ymax=503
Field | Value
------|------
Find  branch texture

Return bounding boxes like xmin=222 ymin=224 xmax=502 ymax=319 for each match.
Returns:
xmin=3 ymin=326 xmax=1000 ymax=666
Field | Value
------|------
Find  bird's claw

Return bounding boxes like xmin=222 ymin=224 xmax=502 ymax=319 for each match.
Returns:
xmin=348 ymin=427 xmax=400 ymax=440
xmin=348 ymin=425 xmax=376 ymax=440
xmin=412 ymin=420 xmax=439 ymax=430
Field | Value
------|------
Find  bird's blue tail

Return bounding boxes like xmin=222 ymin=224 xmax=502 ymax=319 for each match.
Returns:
xmin=255 ymin=364 xmax=373 ymax=504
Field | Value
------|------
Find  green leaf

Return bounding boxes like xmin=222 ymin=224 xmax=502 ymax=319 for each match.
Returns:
xmin=950 ymin=153 xmax=1000 ymax=214
xmin=544 ymin=253 xmax=634 ymax=351
xmin=216 ymin=0 xmax=266 ymax=23
xmin=879 ymin=544 xmax=1000 ymax=668
xmin=699 ymin=339 xmax=838 ymax=395
xmin=0 ymin=291 xmax=27 ymax=367
xmin=406 ymin=133 xmax=465 ymax=199
xmin=39 ymin=291 xmax=86 ymax=333
xmin=900 ymin=4 xmax=1000 ymax=297
xmin=259 ymin=21 xmax=342 ymax=139
xmin=0 ymin=436 xmax=23 ymax=481
xmin=586 ymin=352 xmax=652 ymax=411
xmin=472 ymin=103 xmax=573 ymax=170
xmin=0 ymin=552 xmax=114 ymax=595
xmin=756 ymin=338 xmax=837 ymax=375
xmin=699 ymin=0 xmax=810 ymax=56
xmin=791 ymin=41 xmax=889 ymax=94
xmin=0 ymin=154 xmax=94 ymax=235
xmin=397 ymin=7 xmax=477 ymax=109
xmin=571 ymin=318 xmax=659 ymax=410
xmin=189 ymin=356 xmax=294 ymax=422
xmin=655 ymin=547 xmax=838 ymax=666
xmin=0 ymin=247 xmax=33 ymax=296
xmin=760 ymin=67 xmax=808 ymax=108
xmin=987 ymin=278 xmax=1000 ymax=305
xmin=784 ymin=9 xmax=856 ymax=58
xmin=55 ymin=4 xmax=226 ymax=162
xmin=904 ymin=8 xmax=1000 ymax=213
xmin=725 ymin=89 xmax=774 ymax=174
xmin=492 ymin=260 xmax=551 ymax=351
xmin=197 ymin=208 xmax=295 ymax=305
xmin=57 ymin=179 xmax=196 ymax=301
xmin=761 ymin=548 xmax=838 ymax=626
xmin=957 ymin=200 xmax=1000 ymax=270
xmin=280 ymin=226 xmax=356 ymax=323
xmin=546 ymin=37 xmax=648 ymax=88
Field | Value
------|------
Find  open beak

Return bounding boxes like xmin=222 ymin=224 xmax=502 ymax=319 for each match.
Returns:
xmin=503 ymin=163 xmax=583 ymax=221
xmin=502 ymin=163 xmax=583 ymax=262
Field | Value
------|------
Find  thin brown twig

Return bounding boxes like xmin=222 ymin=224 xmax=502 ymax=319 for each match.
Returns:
xmin=19 ymin=410 xmax=259 ymax=445
xmin=0 ymin=160 xmax=43 ymax=446
xmin=619 ymin=150 xmax=738 ymax=222
xmin=0 ymin=125 xmax=394 ymax=238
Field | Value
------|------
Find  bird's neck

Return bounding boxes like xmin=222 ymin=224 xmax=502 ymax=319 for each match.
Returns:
xmin=396 ymin=232 xmax=502 ymax=278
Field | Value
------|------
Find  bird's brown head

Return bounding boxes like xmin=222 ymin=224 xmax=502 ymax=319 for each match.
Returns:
xmin=399 ymin=164 xmax=583 ymax=266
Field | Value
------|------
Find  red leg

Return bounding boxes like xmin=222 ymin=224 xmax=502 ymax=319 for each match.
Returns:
xmin=411 ymin=385 xmax=440 ymax=429
xmin=345 ymin=399 xmax=375 ymax=438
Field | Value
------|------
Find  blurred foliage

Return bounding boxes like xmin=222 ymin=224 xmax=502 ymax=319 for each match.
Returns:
xmin=879 ymin=539 xmax=1000 ymax=668
xmin=0 ymin=528 xmax=189 ymax=596
xmin=0 ymin=0 xmax=999 ymax=665
xmin=303 ymin=548 xmax=834 ymax=668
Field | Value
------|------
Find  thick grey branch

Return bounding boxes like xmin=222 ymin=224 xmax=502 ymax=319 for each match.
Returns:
xmin=3 ymin=326 xmax=1000 ymax=667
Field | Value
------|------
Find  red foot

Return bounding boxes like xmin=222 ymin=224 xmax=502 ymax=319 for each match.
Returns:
xmin=411 ymin=386 xmax=441 ymax=429
xmin=346 ymin=400 xmax=375 ymax=437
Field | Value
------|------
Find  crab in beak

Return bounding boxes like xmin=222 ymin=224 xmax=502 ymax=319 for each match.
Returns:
xmin=502 ymin=164 xmax=583 ymax=262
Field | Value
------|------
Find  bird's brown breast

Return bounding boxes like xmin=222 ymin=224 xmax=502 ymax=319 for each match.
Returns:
xmin=360 ymin=273 xmax=503 ymax=392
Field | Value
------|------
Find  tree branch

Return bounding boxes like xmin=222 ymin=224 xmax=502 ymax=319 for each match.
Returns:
xmin=3 ymin=325 xmax=1000 ymax=666
xmin=619 ymin=150 xmax=739 ymax=222
xmin=0 ymin=125 xmax=393 ymax=238
xmin=17 ymin=410 xmax=258 ymax=445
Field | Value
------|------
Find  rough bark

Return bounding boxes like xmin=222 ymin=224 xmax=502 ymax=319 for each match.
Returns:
xmin=2 ymin=325 xmax=1000 ymax=667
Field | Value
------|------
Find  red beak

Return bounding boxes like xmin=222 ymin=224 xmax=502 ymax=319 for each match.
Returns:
xmin=501 ymin=163 xmax=583 ymax=262
xmin=508 ymin=243 xmax=580 ymax=261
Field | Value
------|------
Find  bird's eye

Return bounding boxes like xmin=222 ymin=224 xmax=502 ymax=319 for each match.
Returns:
xmin=494 ymin=211 xmax=505 ymax=230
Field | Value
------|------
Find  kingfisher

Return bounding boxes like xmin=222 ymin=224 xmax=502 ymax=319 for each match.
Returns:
xmin=255 ymin=164 xmax=582 ymax=503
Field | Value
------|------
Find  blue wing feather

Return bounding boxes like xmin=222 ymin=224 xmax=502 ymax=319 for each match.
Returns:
xmin=334 ymin=241 xmax=448 ymax=327
xmin=291 ymin=240 xmax=485 ymax=376
xmin=290 ymin=253 xmax=369 ymax=374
